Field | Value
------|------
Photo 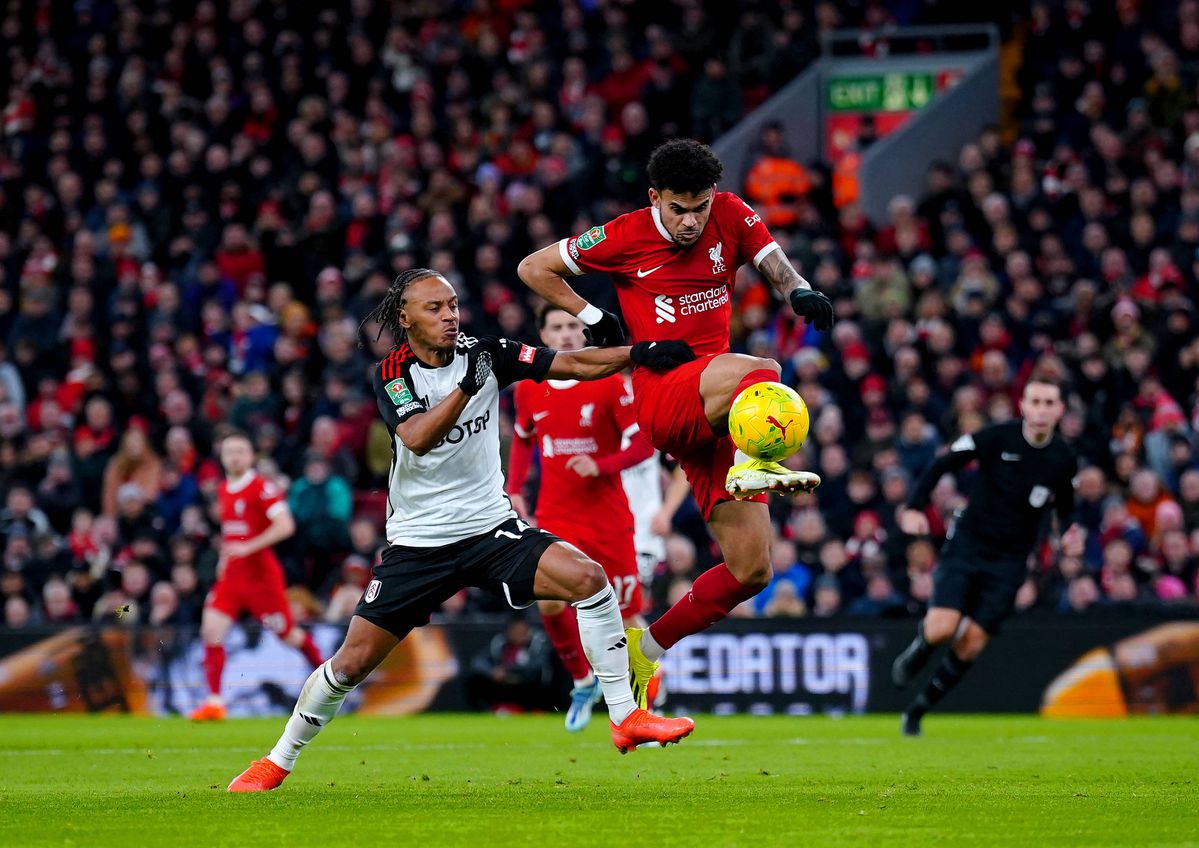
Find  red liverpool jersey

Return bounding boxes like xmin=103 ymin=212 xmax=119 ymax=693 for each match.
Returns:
xmin=512 ymin=375 xmax=637 ymax=537
xmin=216 ymin=471 xmax=287 ymax=571
xmin=558 ymin=192 xmax=779 ymax=356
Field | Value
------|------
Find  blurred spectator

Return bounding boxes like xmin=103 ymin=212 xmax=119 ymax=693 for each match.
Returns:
xmin=753 ymin=540 xmax=811 ymax=616
xmin=465 ymin=617 xmax=555 ymax=713
xmin=288 ymin=455 xmax=352 ymax=587
xmin=744 ymin=122 xmax=810 ymax=229
xmin=325 ymin=556 xmax=372 ymax=623
xmin=4 ymin=596 xmax=32 ymax=629
xmin=1 ymin=485 xmax=52 ymax=540
xmin=101 ymin=428 xmax=163 ymax=518
xmin=41 ymin=577 xmax=80 ymax=624
xmin=811 ymin=574 xmax=843 ymax=617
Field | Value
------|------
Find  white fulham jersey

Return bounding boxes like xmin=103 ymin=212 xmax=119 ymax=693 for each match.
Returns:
xmin=372 ymin=336 xmax=554 ymax=547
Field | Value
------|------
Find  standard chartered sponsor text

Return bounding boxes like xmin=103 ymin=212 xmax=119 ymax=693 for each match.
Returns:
xmin=676 ymin=287 xmax=730 ymax=316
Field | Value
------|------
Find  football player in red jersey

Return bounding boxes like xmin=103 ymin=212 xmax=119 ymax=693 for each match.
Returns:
xmin=190 ymin=431 xmax=323 ymax=720
xmin=506 ymin=305 xmax=654 ymax=731
xmin=517 ymin=139 xmax=835 ymax=707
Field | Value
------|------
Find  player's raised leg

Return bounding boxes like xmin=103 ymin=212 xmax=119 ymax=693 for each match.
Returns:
xmin=631 ymin=498 xmax=773 ymax=692
xmin=190 ymin=606 xmax=235 ymax=720
xmin=537 ymin=598 xmax=600 ymax=732
xmin=228 ymin=616 xmax=401 ymax=791
xmin=532 ymin=541 xmax=694 ymax=752
xmin=697 ymin=354 xmax=820 ymax=497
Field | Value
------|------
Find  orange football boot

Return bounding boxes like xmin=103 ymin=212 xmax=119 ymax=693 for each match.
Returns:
xmin=189 ymin=701 xmax=227 ymax=721
xmin=609 ymin=708 xmax=695 ymax=753
xmin=227 ymin=757 xmax=290 ymax=792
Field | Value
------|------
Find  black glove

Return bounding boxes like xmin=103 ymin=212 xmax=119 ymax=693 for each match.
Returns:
xmin=630 ymin=340 xmax=696 ymax=371
xmin=789 ymin=288 xmax=835 ymax=331
xmin=582 ymin=308 xmax=626 ymax=347
xmin=458 ymin=336 xmax=500 ymax=396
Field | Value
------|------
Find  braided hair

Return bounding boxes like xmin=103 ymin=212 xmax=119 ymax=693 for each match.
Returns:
xmin=358 ymin=268 xmax=440 ymax=349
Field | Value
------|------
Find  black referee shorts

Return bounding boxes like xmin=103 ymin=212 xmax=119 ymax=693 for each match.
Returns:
xmin=931 ymin=528 xmax=1027 ymax=635
xmin=354 ymin=518 xmax=560 ymax=637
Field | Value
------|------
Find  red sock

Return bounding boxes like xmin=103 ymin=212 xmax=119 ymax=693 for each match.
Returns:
xmin=541 ymin=605 xmax=591 ymax=682
xmin=296 ymin=631 xmax=323 ymax=668
xmin=735 ymin=369 xmax=778 ymax=401
xmin=649 ymin=564 xmax=760 ymax=651
xmin=203 ymin=644 xmax=225 ymax=696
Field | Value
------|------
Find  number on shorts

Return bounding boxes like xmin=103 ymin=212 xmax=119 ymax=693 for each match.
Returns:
xmin=496 ymin=519 xmax=534 ymax=541
xmin=611 ymin=575 xmax=637 ymax=607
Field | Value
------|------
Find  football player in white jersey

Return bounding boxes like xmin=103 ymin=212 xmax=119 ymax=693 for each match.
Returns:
xmin=228 ymin=270 xmax=698 ymax=792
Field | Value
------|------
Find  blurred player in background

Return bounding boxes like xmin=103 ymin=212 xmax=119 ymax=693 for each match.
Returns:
xmin=190 ymin=431 xmax=323 ymax=721
xmin=518 ymin=139 xmax=833 ymax=707
xmin=623 ymin=447 xmax=667 ymax=589
xmin=891 ymin=376 xmax=1082 ymax=735
xmin=507 ymin=306 xmax=655 ymax=732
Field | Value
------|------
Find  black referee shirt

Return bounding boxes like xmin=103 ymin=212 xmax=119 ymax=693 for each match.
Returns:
xmin=906 ymin=421 xmax=1078 ymax=556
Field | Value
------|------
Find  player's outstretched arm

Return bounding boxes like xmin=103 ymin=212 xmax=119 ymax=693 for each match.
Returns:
xmin=547 ymin=340 xmax=695 ymax=380
xmin=757 ymin=248 xmax=835 ymax=331
xmin=518 ymin=244 xmax=624 ymax=346
xmin=901 ymin=432 xmax=985 ymax=534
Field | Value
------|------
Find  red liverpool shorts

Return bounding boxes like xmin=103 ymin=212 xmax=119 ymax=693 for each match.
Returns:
xmin=539 ymin=517 xmax=643 ymax=616
xmin=205 ymin=554 xmax=296 ymax=637
xmin=631 ymin=355 xmax=767 ymax=521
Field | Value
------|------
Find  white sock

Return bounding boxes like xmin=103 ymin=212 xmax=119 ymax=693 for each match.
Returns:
xmin=267 ymin=660 xmax=355 ymax=771
xmin=572 ymin=584 xmax=636 ymax=723
xmin=573 ymin=672 xmax=596 ymax=688
xmin=641 ymin=628 xmax=666 ymax=662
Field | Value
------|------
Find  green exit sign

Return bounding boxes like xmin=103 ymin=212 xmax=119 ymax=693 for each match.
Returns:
xmin=827 ymin=72 xmax=936 ymax=112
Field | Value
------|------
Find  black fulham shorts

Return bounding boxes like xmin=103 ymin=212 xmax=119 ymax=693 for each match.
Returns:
xmin=354 ymin=518 xmax=560 ymax=637
xmin=931 ymin=528 xmax=1027 ymax=635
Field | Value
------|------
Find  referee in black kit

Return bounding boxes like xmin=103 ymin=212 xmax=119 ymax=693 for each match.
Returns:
xmin=890 ymin=374 xmax=1083 ymax=736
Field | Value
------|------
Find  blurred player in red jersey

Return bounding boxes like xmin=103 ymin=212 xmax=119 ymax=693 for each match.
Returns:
xmin=518 ymin=139 xmax=835 ymax=707
xmin=190 ymin=431 xmax=323 ymax=720
xmin=506 ymin=305 xmax=654 ymax=731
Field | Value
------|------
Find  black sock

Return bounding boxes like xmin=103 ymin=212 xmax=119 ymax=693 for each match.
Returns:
xmin=898 ymin=622 xmax=937 ymax=676
xmin=907 ymin=651 xmax=973 ymax=717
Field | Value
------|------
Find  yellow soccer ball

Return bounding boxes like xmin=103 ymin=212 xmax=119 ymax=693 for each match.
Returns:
xmin=728 ymin=381 xmax=810 ymax=462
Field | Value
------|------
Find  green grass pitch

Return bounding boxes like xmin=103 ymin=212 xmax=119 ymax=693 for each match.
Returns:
xmin=1 ymin=714 xmax=1196 ymax=847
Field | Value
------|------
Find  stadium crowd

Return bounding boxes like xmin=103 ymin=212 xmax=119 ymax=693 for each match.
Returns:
xmin=1 ymin=0 xmax=1198 ymax=634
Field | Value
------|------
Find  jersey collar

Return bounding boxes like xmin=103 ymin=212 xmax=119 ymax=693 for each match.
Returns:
xmin=225 ymin=470 xmax=257 ymax=493
xmin=650 ymin=207 xmax=676 ymax=244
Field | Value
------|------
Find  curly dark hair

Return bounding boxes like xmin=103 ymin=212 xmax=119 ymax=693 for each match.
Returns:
xmin=358 ymin=268 xmax=440 ymax=348
xmin=646 ymin=139 xmax=724 ymax=195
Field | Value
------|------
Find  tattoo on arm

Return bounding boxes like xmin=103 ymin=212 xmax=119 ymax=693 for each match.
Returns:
xmin=758 ymin=249 xmax=810 ymax=297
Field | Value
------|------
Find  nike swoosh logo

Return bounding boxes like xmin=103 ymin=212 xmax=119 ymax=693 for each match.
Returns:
xmin=532 ymin=412 xmax=550 ymax=421
xmin=637 ymin=265 xmax=665 ymax=277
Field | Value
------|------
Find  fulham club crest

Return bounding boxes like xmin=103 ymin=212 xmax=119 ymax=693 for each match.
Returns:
xmin=364 ymin=579 xmax=381 ymax=603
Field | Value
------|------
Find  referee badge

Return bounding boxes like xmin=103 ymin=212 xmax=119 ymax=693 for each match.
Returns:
xmin=364 ymin=579 xmax=381 ymax=603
